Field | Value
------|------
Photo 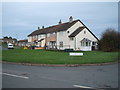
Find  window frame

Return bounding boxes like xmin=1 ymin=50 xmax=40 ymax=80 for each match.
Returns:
xmin=84 ymin=31 xmax=86 ymax=34
xmin=70 ymin=37 xmax=74 ymax=40
xmin=60 ymin=41 xmax=63 ymax=47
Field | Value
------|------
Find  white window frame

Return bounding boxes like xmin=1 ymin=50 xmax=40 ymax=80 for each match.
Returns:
xmin=70 ymin=37 xmax=74 ymax=40
xmin=81 ymin=41 xmax=91 ymax=47
xmin=53 ymin=32 xmax=55 ymax=34
xmin=47 ymin=33 xmax=50 ymax=37
xmin=60 ymin=41 xmax=63 ymax=47
xmin=84 ymin=31 xmax=86 ymax=34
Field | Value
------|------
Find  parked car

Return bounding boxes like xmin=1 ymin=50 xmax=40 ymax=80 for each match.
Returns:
xmin=8 ymin=43 xmax=14 ymax=49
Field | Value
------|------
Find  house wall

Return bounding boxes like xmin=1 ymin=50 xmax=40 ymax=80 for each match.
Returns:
xmin=28 ymin=36 xmax=32 ymax=42
xmin=37 ymin=34 xmax=46 ymax=47
xmin=57 ymin=31 xmax=69 ymax=50
xmin=57 ymin=21 xmax=98 ymax=51
xmin=28 ymin=21 xmax=98 ymax=50
xmin=67 ymin=21 xmax=84 ymax=36
xmin=46 ymin=33 xmax=56 ymax=42
xmin=57 ymin=21 xmax=83 ymax=50
xmin=28 ymin=34 xmax=46 ymax=47
xmin=75 ymin=28 xmax=98 ymax=51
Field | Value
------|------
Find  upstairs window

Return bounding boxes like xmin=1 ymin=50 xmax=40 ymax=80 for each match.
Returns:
xmin=39 ymin=35 xmax=41 ymax=38
xmin=84 ymin=31 xmax=86 ymax=34
xmin=47 ymin=33 xmax=50 ymax=37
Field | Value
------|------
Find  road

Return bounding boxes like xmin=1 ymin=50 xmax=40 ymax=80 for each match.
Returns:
xmin=2 ymin=63 xmax=118 ymax=88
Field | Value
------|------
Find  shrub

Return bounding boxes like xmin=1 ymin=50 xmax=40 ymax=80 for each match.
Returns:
xmin=99 ymin=28 xmax=120 ymax=52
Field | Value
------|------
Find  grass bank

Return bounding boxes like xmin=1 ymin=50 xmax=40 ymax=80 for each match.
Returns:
xmin=2 ymin=48 xmax=118 ymax=64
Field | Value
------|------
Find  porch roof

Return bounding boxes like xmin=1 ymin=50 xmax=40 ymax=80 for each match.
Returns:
xmin=38 ymin=38 xmax=44 ymax=42
xmin=81 ymin=38 xmax=92 ymax=42
xmin=68 ymin=27 xmax=85 ymax=37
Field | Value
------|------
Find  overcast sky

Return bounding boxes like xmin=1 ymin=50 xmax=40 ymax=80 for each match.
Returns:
xmin=2 ymin=2 xmax=118 ymax=40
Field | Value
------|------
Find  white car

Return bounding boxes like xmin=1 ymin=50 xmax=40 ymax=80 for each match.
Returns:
xmin=8 ymin=43 xmax=14 ymax=49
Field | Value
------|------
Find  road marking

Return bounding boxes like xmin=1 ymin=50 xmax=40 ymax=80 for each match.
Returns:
xmin=73 ymin=85 xmax=93 ymax=89
xmin=1 ymin=73 xmax=29 ymax=79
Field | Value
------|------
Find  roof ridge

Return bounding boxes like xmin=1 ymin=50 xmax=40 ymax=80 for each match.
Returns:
xmin=28 ymin=19 xmax=80 ymax=36
xmin=40 ymin=19 xmax=80 ymax=30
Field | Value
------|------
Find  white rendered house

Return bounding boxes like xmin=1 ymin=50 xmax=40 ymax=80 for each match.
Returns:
xmin=28 ymin=16 xmax=98 ymax=51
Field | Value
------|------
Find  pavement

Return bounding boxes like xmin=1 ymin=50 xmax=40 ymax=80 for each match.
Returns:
xmin=2 ymin=63 xmax=118 ymax=89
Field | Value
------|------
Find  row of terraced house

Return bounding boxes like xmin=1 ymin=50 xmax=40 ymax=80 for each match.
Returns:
xmin=28 ymin=16 xmax=99 ymax=51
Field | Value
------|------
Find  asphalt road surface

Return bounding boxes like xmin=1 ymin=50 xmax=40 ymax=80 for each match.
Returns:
xmin=2 ymin=63 xmax=118 ymax=88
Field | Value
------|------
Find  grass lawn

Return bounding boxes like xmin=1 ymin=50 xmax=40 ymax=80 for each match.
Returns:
xmin=2 ymin=48 xmax=118 ymax=64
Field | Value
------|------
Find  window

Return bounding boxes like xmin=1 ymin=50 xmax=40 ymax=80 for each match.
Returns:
xmin=89 ymin=42 xmax=91 ymax=46
xmin=53 ymin=32 xmax=55 ymax=34
xmin=81 ymin=42 xmax=82 ymax=46
xmin=84 ymin=31 xmax=86 ymax=34
xmin=92 ymin=42 xmax=96 ymax=45
xmin=81 ymin=42 xmax=83 ymax=46
xmin=81 ymin=42 xmax=91 ymax=46
xmin=36 ymin=35 xmax=38 ymax=38
xmin=39 ymin=35 xmax=41 ymax=38
xmin=59 ymin=31 xmax=63 ymax=35
xmin=60 ymin=41 xmax=63 ymax=47
xmin=86 ymin=42 xmax=88 ymax=46
xmin=70 ymin=37 xmax=74 ymax=40
xmin=81 ymin=42 xmax=85 ymax=46
xmin=83 ymin=42 xmax=85 ymax=46
xmin=47 ymin=33 xmax=50 ymax=37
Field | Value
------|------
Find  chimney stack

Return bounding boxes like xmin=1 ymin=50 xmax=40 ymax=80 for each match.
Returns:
xmin=69 ymin=16 xmax=73 ymax=23
xmin=42 ymin=26 xmax=44 ymax=29
xmin=59 ymin=19 xmax=62 ymax=24
xmin=38 ymin=27 xmax=40 ymax=30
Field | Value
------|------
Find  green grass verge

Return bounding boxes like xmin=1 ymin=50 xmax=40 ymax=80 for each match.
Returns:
xmin=2 ymin=48 xmax=118 ymax=64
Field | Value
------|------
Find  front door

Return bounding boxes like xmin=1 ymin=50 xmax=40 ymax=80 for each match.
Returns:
xmin=50 ymin=41 xmax=56 ymax=49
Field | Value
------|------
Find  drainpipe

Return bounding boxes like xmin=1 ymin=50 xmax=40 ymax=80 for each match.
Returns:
xmin=56 ymin=32 xmax=57 ymax=49
xmin=74 ymin=37 xmax=76 ymax=50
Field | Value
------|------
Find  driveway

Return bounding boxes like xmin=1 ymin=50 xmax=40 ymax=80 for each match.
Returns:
xmin=2 ymin=63 xmax=118 ymax=88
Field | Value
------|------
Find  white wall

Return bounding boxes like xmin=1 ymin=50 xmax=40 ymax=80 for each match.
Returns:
xmin=57 ymin=31 xmax=69 ymax=50
xmin=67 ymin=21 xmax=83 ymax=36
xmin=57 ymin=21 xmax=98 ymax=51
xmin=56 ymin=21 xmax=82 ymax=50
xmin=38 ymin=34 xmax=45 ymax=47
xmin=80 ymin=46 xmax=91 ymax=51
xmin=28 ymin=36 xmax=32 ymax=42
xmin=76 ymin=28 xmax=98 ymax=51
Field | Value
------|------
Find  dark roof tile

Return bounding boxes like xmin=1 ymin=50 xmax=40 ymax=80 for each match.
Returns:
xmin=69 ymin=27 xmax=85 ymax=37
xmin=28 ymin=20 xmax=79 ymax=36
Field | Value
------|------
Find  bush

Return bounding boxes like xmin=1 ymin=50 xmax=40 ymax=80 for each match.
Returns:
xmin=99 ymin=28 xmax=120 ymax=52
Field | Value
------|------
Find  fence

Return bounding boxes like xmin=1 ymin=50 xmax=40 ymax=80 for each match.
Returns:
xmin=46 ymin=45 xmax=73 ymax=50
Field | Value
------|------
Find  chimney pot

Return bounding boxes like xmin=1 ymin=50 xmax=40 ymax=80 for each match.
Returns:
xmin=69 ymin=16 xmax=73 ymax=23
xmin=59 ymin=19 xmax=62 ymax=24
xmin=38 ymin=27 xmax=40 ymax=30
xmin=42 ymin=26 xmax=44 ymax=29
